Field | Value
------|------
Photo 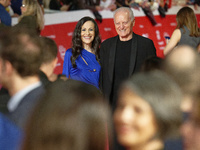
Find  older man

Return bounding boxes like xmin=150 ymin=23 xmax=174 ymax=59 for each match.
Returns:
xmin=100 ymin=7 xmax=156 ymax=111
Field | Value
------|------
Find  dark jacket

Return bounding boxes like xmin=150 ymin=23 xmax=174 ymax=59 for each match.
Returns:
xmin=100 ymin=32 xmax=156 ymax=106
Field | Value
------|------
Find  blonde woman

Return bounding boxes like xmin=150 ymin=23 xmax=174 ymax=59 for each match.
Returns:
xmin=14 ymin=0 xmax=44 ymax=34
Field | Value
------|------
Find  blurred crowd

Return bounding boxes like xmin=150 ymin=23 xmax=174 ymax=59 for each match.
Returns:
xmin=1 ymin=0 xmax=199 ymax=26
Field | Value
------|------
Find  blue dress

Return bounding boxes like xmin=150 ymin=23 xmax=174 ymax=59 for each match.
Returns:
xmin=62 ymin=48 xmax=101 ymax=88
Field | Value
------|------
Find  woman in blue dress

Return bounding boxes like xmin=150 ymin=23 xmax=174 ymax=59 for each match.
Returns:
xmin=62 ymin=16 xmax=101 ymax=88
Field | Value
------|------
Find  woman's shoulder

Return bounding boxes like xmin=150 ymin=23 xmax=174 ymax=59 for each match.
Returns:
xmin=174 ymin=28 xmax=181 ymax=32
xmin=66 ymin=48 xmax=72 ymax=53
xmin=65 ymin=48 xmax=73 ymax=56
xmin=172 ymin=29 xmax=181 ymax=36
xmin=63 ymin=49 xmax=73 ymax=62
xmin=180 ymin=26 xmax=189 ymax=32
xmin=17 ymin=15 xmax=37 ymax=26
xmin=21 ymin=15 xmax=36 ymax=21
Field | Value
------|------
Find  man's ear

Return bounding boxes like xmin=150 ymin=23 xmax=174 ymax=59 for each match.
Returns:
xmin=132 ymin=19 xmax=135 ymax=27
xmin=4 ymin=60 xmax=13 ymax=75
xmin=0 ymin=59 xmax=13 ymax=77
xmin=52 ymin=57 xmax=58 ymax=69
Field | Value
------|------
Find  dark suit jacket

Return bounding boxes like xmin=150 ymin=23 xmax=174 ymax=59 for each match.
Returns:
xmin=6 ymin=85 xmax=45 ymax=130
xmin=0 ymin=87 xmax=10 ymax=113
xmin=0 ymin=71 xmax=50 ymax=114
xmin=100 ymin=32 xmax=156 ymax=105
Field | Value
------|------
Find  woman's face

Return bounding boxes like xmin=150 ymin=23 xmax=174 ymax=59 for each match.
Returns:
xmin=81 ymin=21 xmax=95 ymax=48
xmin=181 ymin=102 xmax=200 ymax=150
xmin=20 ymin=1 xmax=27 ymax=14
xmin=114 ymin=88 xmax=158 ymax=148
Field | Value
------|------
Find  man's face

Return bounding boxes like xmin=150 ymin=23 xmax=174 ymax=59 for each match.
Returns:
xmin=114 ymin=11 xmax=135 ymax=41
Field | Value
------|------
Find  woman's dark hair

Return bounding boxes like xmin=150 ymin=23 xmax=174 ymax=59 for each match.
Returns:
xmin=71 ymin=16 xmax=101 ymax=68
xmin=22 ymin=79 xmax=112 ymax=150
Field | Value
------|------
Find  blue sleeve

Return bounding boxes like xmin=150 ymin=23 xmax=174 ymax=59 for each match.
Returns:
xmin=62 ymin=49 xmax=72 ymax=78
xmin=0 ymin=9 xmax=11 ymax=26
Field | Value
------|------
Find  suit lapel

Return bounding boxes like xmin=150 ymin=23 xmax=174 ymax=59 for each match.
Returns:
xmin=129 ymin=33 xmax=137 ymax=76
xmin=108 ymin=36 xmax=118 ymax=82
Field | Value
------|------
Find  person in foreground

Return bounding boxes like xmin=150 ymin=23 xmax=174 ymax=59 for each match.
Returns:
xmin=164 ymin=6 xmax=200 ymax=55
xmin=100 ymin=7 xmax=156 ymax=110
xmin=162 ymin=45 xmax=200 ymax=113
xmin=0 ymin=28 xmax=45 ymax=129
xmin=114 ymin=70 xmax=182 ymax=150
xmin=62 ymin=16 xmax=101 ymax=88
xmin=22 ymin=79 xmax=112 ymax=150
xmin=181 ymin=91 xmax=200 ymax=150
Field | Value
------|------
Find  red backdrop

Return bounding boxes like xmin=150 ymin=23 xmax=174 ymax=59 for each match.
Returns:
xmin=41 ymin=12 xmax=200 ymax=75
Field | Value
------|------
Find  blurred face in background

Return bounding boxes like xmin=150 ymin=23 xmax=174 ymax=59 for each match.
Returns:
xmin=181 ymin=101 xmax=200 ymax=150
xmin=1 ymin=0 xmax=11 ymax=7
xmin=114 ymin=88 xmax=158 ymax=149
xmin=20 ymin=1 xmax=27 ymax=14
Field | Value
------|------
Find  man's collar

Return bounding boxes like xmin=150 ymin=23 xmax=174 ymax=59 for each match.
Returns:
xmin=7 ymin=82 xmax=42 ymax=112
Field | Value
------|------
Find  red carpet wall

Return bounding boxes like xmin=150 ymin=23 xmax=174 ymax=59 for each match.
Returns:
xmin=40 ymin=6 xmax=200 ymax=75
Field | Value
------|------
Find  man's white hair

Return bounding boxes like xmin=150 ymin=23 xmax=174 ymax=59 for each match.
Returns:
xmin=113 ymin=7 xmax=134 ymax=23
